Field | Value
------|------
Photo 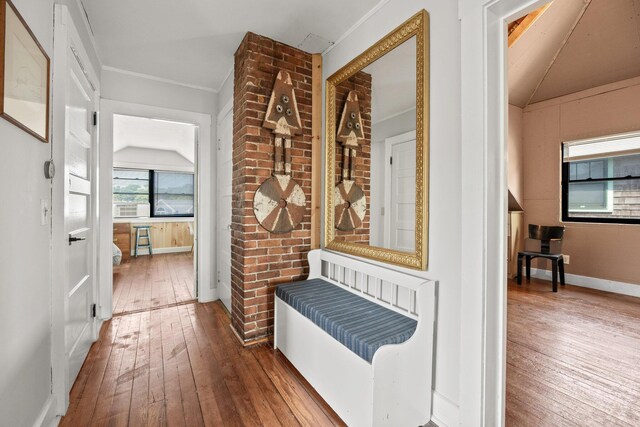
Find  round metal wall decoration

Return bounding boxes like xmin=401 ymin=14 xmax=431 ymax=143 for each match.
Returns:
xmin=254 ymin=174 xmax=306 ymax=233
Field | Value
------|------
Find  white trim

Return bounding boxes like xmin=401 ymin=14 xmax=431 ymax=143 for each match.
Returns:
xmin=372 ymin=106 xmax=416 ymax=126
xmin=215 ymin=98 xmax=234 ymax=310
xmin=32 ymin=395 xmax=57 ymax=427
xmin=216 ymin=66 xmax=234 ymax=94
xmin=51 ymin=4 xmax=101 ymax=415
xmin=460 ymin=0 xmax=551 ymax=425
xmin=72 ymin=0 xmax=102 ymax=67
xmin=431 ymin=390 xmax=460 ymax=427
xmin=321 ymin=0 xmax=392 ymax=56
xmin=101 ymin=65 xmax=218 ymax=93
xmin=129 ymin=246 xmax=192 ymax=256
xmin=99 ymin=99 xmax=215 ymax=317
xmin=527 ymin=268 xmax=640 ymax=298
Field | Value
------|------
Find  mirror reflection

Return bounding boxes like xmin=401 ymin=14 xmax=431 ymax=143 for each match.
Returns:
xmin=333 ymin=36 xmax=417 ymax=253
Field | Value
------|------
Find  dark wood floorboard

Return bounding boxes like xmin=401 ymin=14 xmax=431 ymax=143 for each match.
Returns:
xmin=60 ymin=301 xmax=346 ymax=426
xmin=506 ymin=277 xmax=640 ymax=426
xmin=113 ymin=253 xmax=195 ymax=316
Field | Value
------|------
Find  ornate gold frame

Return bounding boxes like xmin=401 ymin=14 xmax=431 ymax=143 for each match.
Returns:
xmin=324 ymin=10 xmax=430 ymax=270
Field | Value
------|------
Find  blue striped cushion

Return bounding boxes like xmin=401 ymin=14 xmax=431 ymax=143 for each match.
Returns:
xmin=276 ymin=278 xmax=417 ymax=363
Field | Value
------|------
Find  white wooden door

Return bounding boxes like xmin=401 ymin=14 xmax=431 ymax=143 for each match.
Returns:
xmin=65 ymin=50 xmax=96 ymax=387
xmin=387 ymin=135 xmax=416 ymax=252
xmin=217 ymin=107 xmax=233 ymax=312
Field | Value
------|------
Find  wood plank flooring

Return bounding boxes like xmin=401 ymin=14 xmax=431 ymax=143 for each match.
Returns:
xmin=113 ymin=253 xmax=195 ymax=316
xmin=60 ymin=301 xmax=346 ymax=426
xmin=506 ymin=277 xmax=640 ymax=426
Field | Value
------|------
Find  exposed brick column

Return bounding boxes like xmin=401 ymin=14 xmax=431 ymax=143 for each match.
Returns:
xmin=334 ymin=71 xmax=372 ymax=244
xmin=231 ymin=32 xmax=313 ymax=343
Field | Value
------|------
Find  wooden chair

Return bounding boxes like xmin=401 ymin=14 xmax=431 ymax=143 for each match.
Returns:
xmin=516 ymin=224 xmax=565 ymax=292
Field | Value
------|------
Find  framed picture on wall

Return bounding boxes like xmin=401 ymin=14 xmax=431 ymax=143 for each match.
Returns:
xmin=0 ymin=0 xmax=50 ymax=142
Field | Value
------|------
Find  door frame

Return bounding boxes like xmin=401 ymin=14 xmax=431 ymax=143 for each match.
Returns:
xmin=459 ymin=0 xmax=547 ymax=425
xmin=98 ymin=99 xmax=215 ymax=321
xmin=383 ymin=130 xmax=416 ymax=248
xmin=51 ymin=4 xmax=101 ymax=414
xmin=216 ymin=98 xmax=233 ymax=312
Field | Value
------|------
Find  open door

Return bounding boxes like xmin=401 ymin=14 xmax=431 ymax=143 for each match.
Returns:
xmin=217 ymin=105 xmax=233 ymax=312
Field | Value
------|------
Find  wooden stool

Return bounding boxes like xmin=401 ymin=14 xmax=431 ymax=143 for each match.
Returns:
xmin=133 ymin=225 xmax=153 ymax=257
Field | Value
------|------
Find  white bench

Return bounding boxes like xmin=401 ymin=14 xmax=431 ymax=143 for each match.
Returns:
xmin=274 ymin=249 xmax=436 ymax=426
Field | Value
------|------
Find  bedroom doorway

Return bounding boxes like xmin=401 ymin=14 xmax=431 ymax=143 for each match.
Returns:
xmin=110 ymin=114 xmax=198 ymax=315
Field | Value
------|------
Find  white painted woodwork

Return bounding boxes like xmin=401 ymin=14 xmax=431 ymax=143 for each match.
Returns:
xmin=384 ymin=131 xmax=416 ymax=252
xmin=217 ymin=101 xmax=233 ymax=312
xmin=99 ymin=100 xmax=214 ymax=309
xmin=275 ymin=249 xmax=435 ymax=426
xmin=51 ymin=5 xmax=102 ymax=416
xmin=64 ymin=37 xmax=97 ymax=392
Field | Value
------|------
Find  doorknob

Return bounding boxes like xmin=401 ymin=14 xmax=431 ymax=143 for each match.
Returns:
xmin=226 ymin=224 xmax=232 ymax=231
xmin=69 ymin=235 xmax=86 ymax=245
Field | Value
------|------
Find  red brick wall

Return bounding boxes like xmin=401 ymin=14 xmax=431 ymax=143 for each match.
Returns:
xmin=334 ymin=71 xmax=372 ymax=244
xmin=232 ymin=32 xmax=313 ymax=343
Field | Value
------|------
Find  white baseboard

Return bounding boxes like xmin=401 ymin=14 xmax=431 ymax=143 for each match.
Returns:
xmin=129 ymin=246 xmax=191 ymax=256
xmin=431 ymin=390 xmax=459 ymax=427
xmin=528 ymin=268 xmax=640 ymax=298
xmin=33 ymin=395 xmax=57 ymax=427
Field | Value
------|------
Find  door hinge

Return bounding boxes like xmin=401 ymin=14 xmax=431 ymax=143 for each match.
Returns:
xmin=92 ymin=112 xmax=98 ymax=126
xmin=390 ymin=157 xmax=393 ymax=165
xmin=91 ymin=303 xmax=97 ymax=318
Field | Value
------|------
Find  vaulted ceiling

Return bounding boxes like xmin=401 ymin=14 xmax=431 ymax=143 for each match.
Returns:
xmin=509 ymin=0 xmax=640 ymax=108
xmin=81 ymin=0 xmax=382 ymax=92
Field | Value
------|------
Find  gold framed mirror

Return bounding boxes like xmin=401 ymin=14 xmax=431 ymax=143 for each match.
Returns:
xmin=324 ymin=10 xmax=429 ymax=270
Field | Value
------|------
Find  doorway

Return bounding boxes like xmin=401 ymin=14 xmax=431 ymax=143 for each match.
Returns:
xmin=98 ymin=100 xmax=214 ymax=319
xmin=110 ymin=114 xmax=198 ymax=315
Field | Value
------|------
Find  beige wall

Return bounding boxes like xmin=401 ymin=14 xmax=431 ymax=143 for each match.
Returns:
xmin=522 ymin=80 xmax=640 ymax=285
xmin=508 ymin=104 xmax=524 ymax=205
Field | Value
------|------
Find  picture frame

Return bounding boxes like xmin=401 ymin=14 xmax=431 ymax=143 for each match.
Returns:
xmin=0 ymin=0 xmax=50 ymax=142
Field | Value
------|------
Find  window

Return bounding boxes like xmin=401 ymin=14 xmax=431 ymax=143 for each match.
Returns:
xmin=152 ymin=171 xmax=195 ymax=217
xmin=113 ymin=168 xmax=194 ymax=218
xmin=562 ymin=132 xmax=640 ymax=224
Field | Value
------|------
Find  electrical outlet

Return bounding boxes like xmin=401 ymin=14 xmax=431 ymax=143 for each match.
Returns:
xmin=564 ymin=255 xmax=570 ymax=265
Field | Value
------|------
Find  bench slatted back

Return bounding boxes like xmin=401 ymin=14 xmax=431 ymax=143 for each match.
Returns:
xmin=309 ymin=250 xmax=429 ymax=320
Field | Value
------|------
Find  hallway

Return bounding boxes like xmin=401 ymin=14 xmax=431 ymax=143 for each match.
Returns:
xmin=59 ymin=301 xmax=345 ymax=426
xmin=113 ymin=253 xmax=196 ymax=316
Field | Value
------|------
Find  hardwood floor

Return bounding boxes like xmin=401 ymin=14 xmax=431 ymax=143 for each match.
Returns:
xmin=60 ymin=301 xmax=346 ymax=426
xmin=506 ymin=277 xmax=640 ymax=426
xmin=113 ymin=253 xmax=195 ymax=316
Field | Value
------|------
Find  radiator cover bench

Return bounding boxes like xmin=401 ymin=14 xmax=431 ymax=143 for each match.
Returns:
xmin=274 ymin=250 xmax=436 ymax=427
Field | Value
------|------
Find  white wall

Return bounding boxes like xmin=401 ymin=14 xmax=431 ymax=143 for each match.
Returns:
xmin=322 ymin=1 xmax=462 ymax=424
xmin=114 ymin=147 xmax=194 ymax=172
xmin=0 ymin=1 xmax=98 ymax=425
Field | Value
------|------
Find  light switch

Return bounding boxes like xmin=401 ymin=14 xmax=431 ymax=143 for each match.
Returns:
xmin=41 ymin=199 xmax=49 ymax=226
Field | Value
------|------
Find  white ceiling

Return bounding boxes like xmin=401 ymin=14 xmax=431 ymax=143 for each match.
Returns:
xmin=82 ymin=0 xmax=382 ymax=91
xmin=113 ymin=114 xmax=196 ymax=163
xmin=509 ymin=0 xmax=640 ymax=107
